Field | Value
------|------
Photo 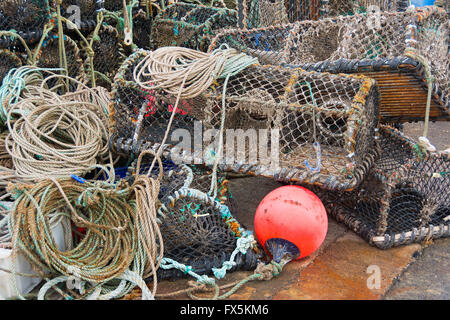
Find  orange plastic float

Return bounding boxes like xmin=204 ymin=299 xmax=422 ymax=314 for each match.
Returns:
xmin=254 ymin=185 xmax=328 ymax=262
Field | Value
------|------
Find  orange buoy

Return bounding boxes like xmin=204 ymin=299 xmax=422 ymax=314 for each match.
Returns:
xmin=254 ymin=185 xmax=328 ymax=262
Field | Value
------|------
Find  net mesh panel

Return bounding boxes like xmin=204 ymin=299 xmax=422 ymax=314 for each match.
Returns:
xmin=324 ymin=0 xmax=409 ymax=18
xmin=236 ymin=0 xmax=408 ymax=28
xmin=35 ymin=34 xmax=86 ymax=90
xmin=312 ymin=125 xmax=450 ymax=249
xmin=0 ymin=0 xmax=52 ymax=47
xmin=0 ymin=49 xmax=23 ymax=85
xmin=204 ymin=65 xmax=380 ymax=190
xmin=111 ymin=51 xmax=379 ymax=191
xmin=83 ymin=24 xmax=125 ymax=89
xmin=60 ymin=0 xmax=101 ymax=34
xmin=151 ymin=3 xmax=237 ymax=51
xmin=132 ymin=8 xmax=154 ymax=50
xmin=0 ymin=131 xmax=13 ymax=169
xmin=104 ymin=0 xmax=125 ymax=12
xmin=210 ymin=6 xmax=450 ymax=122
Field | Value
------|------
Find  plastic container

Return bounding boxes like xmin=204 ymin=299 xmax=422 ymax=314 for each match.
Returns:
xmin=0 ymin=219 xmax=69 ymax=299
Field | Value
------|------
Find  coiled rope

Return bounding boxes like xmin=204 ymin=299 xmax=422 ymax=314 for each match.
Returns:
xmin=7 ymin=153 xmax=164 ymax=300
xmin=0 ymin=66 xmax=62 ymax=128
xmin=4 ymin=75 xmax=111 ymax=180
xmin=132 ymin=45 xmax=258 ymax=196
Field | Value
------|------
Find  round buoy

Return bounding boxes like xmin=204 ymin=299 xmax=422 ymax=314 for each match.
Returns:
xmin=254 ymin=185 xmax=328 ymax=262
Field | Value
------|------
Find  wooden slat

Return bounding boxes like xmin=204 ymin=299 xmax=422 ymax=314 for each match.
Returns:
xmin=358 ymin=70 xmax=448 ymax=122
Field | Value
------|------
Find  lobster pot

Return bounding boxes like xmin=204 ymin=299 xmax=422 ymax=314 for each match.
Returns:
xmin=203 ymin=65 xmax=380 ymax=191
xmin=0 ymin=50 xmax=22 ymax=85
xmin=236 ymin=0 xmax=409 ymax=28
xmin=314 ymin=125 xmax=450 ymax=249
xmin=82 ymin=24 xmax=125 ymax=90
xmin=110 ymin=51 xmax=379 ymax=190
xmin=156 ymin=188 xmax=260 ymax=281
xmin=132 ymin=8 xmax=154 ymax=50
xmin=323 ymin=0 xmax=409 ymax=18
xmin=35 ymin=34 xmax=86 ymax=91
xmin=0 ymin=0 xmax=52 ymax=48
xmin=110 ymin=50 xmax=208 ymax=158
xmin=151 ymin=3 xmax=237 ymax=51
xmin=210 ymin=6 xmax=450 ymax=122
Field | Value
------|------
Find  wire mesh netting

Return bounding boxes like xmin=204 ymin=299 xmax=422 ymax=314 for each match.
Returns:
xmin=110 ymin=49 xmax=205 ymax=155
xmin=237 ymin=0 xmax=319 ymax=28
xmin=59 ymin=0 xmax=102 ymax=34
xmin=0 ymin=0 xmax=52 ymax=48
xmin=151 ymin=3 xmax=238 ymax=51
xmin=111 ymin=50 xmax=380 ymax=191
xmin=312 ymin=125 xmax=450 ymax=249
xmin=210 ymin=6 xmax=450 ymax=122
xmin=203 ymin=65 xmax=380 ymax=190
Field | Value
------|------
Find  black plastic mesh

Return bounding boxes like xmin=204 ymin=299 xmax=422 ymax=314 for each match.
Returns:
xmin=0 ymin=0 xmax=52 ymax=48
xmin=151 ymin=3 xmax=237 ymax=51
xmin=313 ymin=125 xmax=450 ymax=249
xmin=236 ymin=0 xmax=321 ymax=29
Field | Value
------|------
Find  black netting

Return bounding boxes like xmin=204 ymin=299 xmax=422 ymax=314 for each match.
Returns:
xmin=0 ymin=49 xmax=23 ymax=85
xmin=210 ymin=6 xmax=449 ymax=122
xmin=82 ymin=24 xmax=125 ymax=89
xmin=60 ymin=0 xmax=101 ymax=34
xmin=323 ymin=0 xmax=410 ymax=18
xmin=111 ymin=50 xmax=380 ymax=191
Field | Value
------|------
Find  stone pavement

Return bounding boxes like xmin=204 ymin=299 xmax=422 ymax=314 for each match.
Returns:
xmin=156 ymin=121 xmax=449 ymax=300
